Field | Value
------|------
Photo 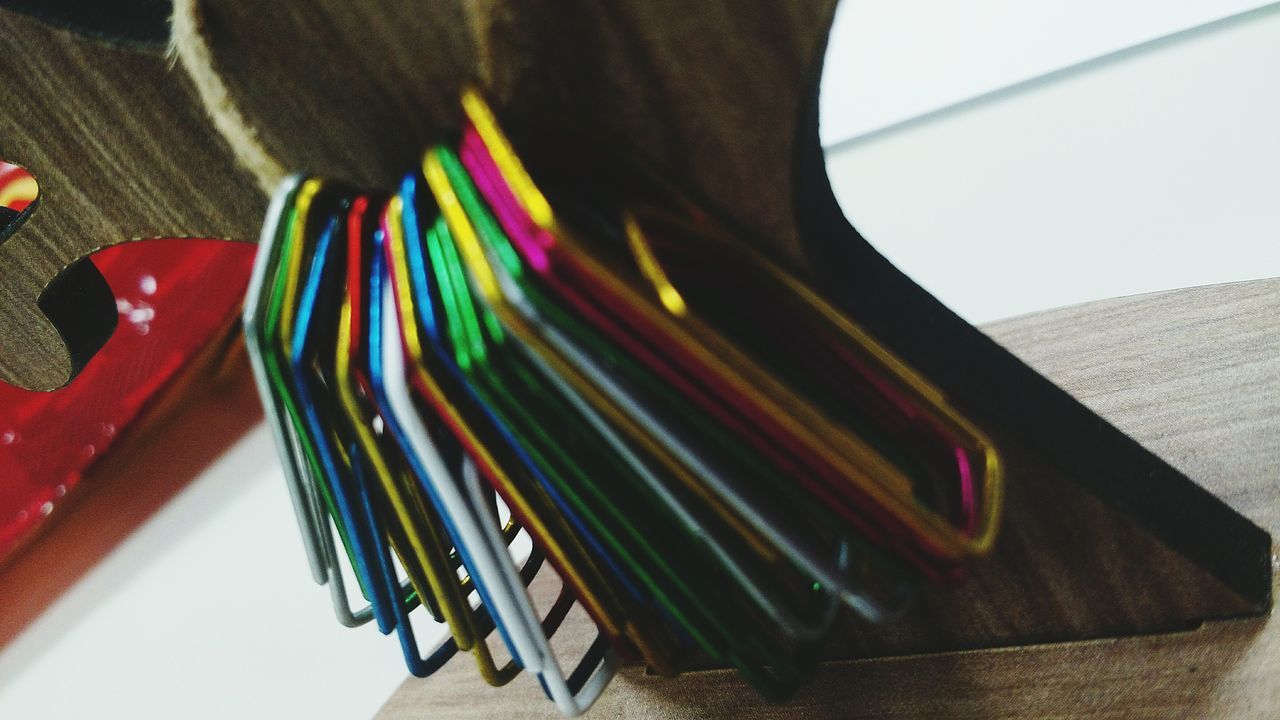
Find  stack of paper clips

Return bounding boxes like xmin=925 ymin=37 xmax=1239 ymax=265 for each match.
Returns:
xmin=243 ymin=89 xmax=1004 ymax=715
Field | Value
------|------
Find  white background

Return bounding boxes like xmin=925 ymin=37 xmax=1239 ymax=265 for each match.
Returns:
xmin=1 ymin=3 xmax=1277 ymax=718
xmin=824 ymin=0 xmax=1280 ymax=322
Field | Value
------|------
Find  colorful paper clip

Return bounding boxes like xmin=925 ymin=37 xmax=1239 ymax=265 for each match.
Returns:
xmin=241 ymin=89 xmax=1005 ymax=715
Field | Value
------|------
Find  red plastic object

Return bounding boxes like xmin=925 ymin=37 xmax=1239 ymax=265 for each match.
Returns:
xmin=0 ymin=161 xmax=35 ymax=212
xmin=0 ymin=238 xmax=256 ymax=564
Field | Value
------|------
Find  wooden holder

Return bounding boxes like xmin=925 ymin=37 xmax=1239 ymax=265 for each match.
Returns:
xmin=376 ymin=279 xmax=1279 ymax=718
xmin=0 ymin=0 xmax=1272 ymax=712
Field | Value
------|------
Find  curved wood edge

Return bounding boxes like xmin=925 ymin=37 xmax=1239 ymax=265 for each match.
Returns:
xmin=174 ymin=0 xmax=475 ymax=193
xmin=173 ymin=0 xmax=834 ymax=267
xmin=374 ymin=280 xmax=1279 ymax=719
xmin=0 ymin=0 xmax=172 ymax=48
xmin=0 ymin=7 xmax=263 ymax=391
xmin=3 ymin=0 xmax=833 ymax=388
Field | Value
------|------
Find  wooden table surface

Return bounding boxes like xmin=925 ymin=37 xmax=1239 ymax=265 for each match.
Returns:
xmin=376 ymin=278 xmax=1278 ymax=720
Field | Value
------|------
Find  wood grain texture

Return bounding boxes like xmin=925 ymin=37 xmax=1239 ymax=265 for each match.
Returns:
xmin=479 ymin=0 xmax=834 ymax=271
xmin=171 ymin=0 xmax=833 ymax=268
xmin=985 ymin=279 xmax=1280 ymax=533
xmin=812 ymin=277 xmax=1279 ymax=652
xmin=0 ymin=7 xmax=264 ymax=391
xmin=376 ymin=279 xmax=1279 ymax=719
xmin=173 ymin=0 xmax=476 ymax=192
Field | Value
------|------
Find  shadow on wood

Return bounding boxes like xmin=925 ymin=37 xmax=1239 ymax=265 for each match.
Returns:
xmin=376 ymin=280 xmax=1279 ymax=719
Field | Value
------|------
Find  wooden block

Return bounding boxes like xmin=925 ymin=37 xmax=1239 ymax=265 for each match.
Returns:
xmin=375 ymin=279 xmax=1279 ymax=718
